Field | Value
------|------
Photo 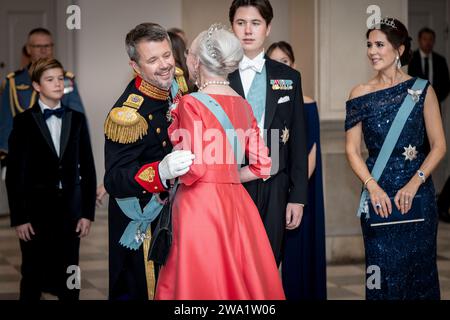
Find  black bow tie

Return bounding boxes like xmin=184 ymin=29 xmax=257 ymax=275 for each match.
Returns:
xmin=43 ymin=107 xmax=65 ymax=120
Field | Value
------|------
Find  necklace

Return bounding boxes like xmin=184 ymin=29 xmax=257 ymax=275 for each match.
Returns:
xmin=198 ymin=80 xmax=230 ymax=91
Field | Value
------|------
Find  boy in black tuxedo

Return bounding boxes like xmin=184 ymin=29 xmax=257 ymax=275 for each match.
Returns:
xmin=228 ymin=0 xmax=308 ymax=265
xmin=5 ymin=58 xmax=96 ymax=300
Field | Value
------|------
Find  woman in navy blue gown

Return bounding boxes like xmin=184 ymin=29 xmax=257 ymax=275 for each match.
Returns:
xmin=345 ymin=18 xmax=446 ymax=299
xmin=268 ymin=42 xmax=327 ymax=300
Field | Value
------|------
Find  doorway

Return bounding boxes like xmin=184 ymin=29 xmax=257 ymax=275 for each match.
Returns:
xmin=409 ymin=0 xmax=450 ymax=193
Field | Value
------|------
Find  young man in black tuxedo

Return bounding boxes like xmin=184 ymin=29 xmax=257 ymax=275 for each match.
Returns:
xmin=228 ymin=0 xmax=308 ymax=265
xmin=5 ymin=58 xmax=96 ymax=300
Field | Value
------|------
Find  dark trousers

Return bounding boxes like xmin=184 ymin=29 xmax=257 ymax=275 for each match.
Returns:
xmin=19 ymin=192 xmax=80 ymax=300
xmin=438 ymin=177 xmax=450 ymax=216
xmin=244 ymin=171 xmax=289 ymax=265
xmin=110 ymin=247 xmax=149 ymax=300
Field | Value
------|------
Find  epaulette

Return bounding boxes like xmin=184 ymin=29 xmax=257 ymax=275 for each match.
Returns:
xmin=175 ymin=67 xmax=188 ymax=93
xmin=6 ymin=72 xmax=15 ymax=79
xmin=65 ymin=71 xmax=75 ymax=79
xmin=104 ymin=93 xmax=148 ymax=144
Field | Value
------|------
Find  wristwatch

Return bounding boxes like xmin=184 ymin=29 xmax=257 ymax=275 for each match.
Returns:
xmin=417 ymin=170 xmax=426 ymax=184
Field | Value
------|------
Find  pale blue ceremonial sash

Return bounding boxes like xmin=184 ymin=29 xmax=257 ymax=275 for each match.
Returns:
xmin=190 ymin=92 xmax=244 ymax=165
xmin=246 ymin=65 xmax=267 ymax=125
xmin=116 ymin=196 xmax=163 ymax=250
xmin=170 ymin=79 xmax=179 ymax=100
xmin=357 ymin=78 xmax=428 ymax=218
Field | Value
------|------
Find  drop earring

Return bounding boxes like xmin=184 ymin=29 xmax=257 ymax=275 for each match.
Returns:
xmin=396 ymin=56 xmax=402 ymax=69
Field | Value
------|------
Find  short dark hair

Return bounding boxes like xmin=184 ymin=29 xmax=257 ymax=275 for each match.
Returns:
xmin=267 ymin=41 xmax=295 ymax=63
xmin=125 ymin=23 xmax=171 ymax=63
xmin=366 ymin=18 xmax=413 ymax=67
xmin=418 ymin=27 xmax=436 ymax=40
xmin=30 ymin=58 xmax=64 ymax=84
xmin=28 ymin=28 xmax=52 ymax=38
xmin=229 ymin=0 xmax=273 ymax=26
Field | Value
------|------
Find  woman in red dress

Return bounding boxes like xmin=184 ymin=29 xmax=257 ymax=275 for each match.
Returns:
xmin=155 ymin=25 xmax=285 ymax=300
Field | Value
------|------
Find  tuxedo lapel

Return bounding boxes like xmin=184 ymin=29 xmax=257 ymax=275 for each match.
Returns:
xmin=31 ymin=104 xmax=58 ymax=157
xmin=229 ymin=70 xmax=245 ymax=98
xmin=59 ymin=108 xmax=72 ymax=159
xmin=264 ymin=59 xmax=278 ymax=129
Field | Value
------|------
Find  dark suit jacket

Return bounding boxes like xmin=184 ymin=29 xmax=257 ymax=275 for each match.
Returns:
xmin=6 ymin=103 xmax=96 ymax=228
xmin=408 ymin=50 xmax=450 ymax=103
xmin=229 ymin=57 xmax=308 ymax=204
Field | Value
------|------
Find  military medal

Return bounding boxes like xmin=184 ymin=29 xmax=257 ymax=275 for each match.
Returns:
xmin=270 ymin=79 xmax=293 ymax=91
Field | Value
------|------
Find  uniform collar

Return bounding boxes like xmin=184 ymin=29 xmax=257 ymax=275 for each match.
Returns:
xmin=135 ymin=76 xmax=170 ymax=101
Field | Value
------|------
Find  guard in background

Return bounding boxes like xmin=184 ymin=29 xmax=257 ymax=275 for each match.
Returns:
xmin=0 ymin=27 xmax=85 ymax=165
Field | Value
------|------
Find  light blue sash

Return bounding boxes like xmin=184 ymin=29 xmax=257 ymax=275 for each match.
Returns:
xmin=358 ymin=78 xmax=428 ymax=218
xmin=116 ymin=196 xmax=164 ymax=250
xmin=170 ymin=79 xmax=179 ymax=100
xmin=246 ymin=65 xmax=267 ymax=124
xmin=190 ymin=92 xmax=244 ymax=165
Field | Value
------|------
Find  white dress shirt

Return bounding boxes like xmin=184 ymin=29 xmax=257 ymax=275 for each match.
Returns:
xmin=38 ymin=99 xmax=62 ymax=157
xmin=419 ymin=49 xmax=433 ymax=85
xmin=239 ymin=51 xmax=266 ymax=131
xmin=239 ymin=51 xmax=266 ymax=97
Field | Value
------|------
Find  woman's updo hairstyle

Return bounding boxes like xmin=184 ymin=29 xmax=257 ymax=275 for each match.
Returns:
xmin=194 ymin=24 xmax=244 ymax=77
xmin=366 ymin=17 xmax=413 ymax=66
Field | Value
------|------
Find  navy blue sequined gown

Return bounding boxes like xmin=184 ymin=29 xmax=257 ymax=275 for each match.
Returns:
xmin=345 ymin=77 xmax=440 ymax=300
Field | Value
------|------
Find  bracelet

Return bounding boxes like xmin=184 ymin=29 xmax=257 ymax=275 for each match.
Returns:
xmin=363 ymin=176 xmax=375 ymax=188
xmin=417 ymin=170 xmax=426 ymax=184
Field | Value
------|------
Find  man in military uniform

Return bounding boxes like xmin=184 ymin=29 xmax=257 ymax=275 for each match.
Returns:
xmin=0 ymin=28 xmax=85 ymax=165
xmin=104 ymin=22 xmax=193 ymax=300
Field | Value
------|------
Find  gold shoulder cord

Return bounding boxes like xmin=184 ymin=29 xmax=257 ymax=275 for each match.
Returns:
xmin=9 ymin=76 xmax=37 ymax=117
xmin=175 ymin=67 xmax=188 ymax=94
xmin=143 ymin=228 xmax=156 ymax=300
xmin=104 ymin=94 xmax=149 ymax=144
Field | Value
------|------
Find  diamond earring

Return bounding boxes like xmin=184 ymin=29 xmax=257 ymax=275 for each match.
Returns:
xmin=396 ymin=56 xmax=402 ymax=69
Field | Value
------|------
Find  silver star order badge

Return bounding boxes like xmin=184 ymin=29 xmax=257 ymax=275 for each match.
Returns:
xmin=166 ymin=103 xmax=178 ymax=123
xmin=166 ymin=109 xmax=173 ymax=123
xmin=402 ymin=144 xmax=418 ymax=161
xmin=281 ymin=127 xmax=290 ymax=144
xmin=407 ymin=89 xmax=422 ymax=103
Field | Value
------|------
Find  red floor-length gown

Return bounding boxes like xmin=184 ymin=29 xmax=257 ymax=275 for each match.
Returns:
xmin=155 ymin=94 xmax=285 ymax=300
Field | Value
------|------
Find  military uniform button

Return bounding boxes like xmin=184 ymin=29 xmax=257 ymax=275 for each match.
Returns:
xmin=148 ymin=114 xmax=153 ymax=120
xmin=142 ymin=190 xmax=147 ymax=194
xmin=156 ymin=128 xmax=161 ymax=134
xmin=162 ymin=141 xmax=167 ymax=147
xmin=154 ymin=186 xmax=158 ymax=190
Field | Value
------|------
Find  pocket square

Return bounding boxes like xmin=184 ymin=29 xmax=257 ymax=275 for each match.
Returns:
xmin=278 ymin=96 xmax=290 ymax=104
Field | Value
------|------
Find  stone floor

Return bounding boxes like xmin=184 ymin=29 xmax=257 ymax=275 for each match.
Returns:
xmin=0 ymin=209 xmax=449 ymax=300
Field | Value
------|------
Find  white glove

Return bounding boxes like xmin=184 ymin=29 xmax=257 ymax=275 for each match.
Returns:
xmin=158 ymin=150 xmax=195 ymax=181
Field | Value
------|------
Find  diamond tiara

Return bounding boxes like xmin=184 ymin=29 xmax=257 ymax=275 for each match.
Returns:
xmin=380 ymin=17 xmax=397 ymax=29
xmin=206 ymin=23 xmax=228 ymax=59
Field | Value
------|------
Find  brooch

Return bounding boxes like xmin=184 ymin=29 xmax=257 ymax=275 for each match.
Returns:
xmin=407 ymin=89 xmax=422 ymax=103
xmin=403 ymin=144 xmax=418 ymax=161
